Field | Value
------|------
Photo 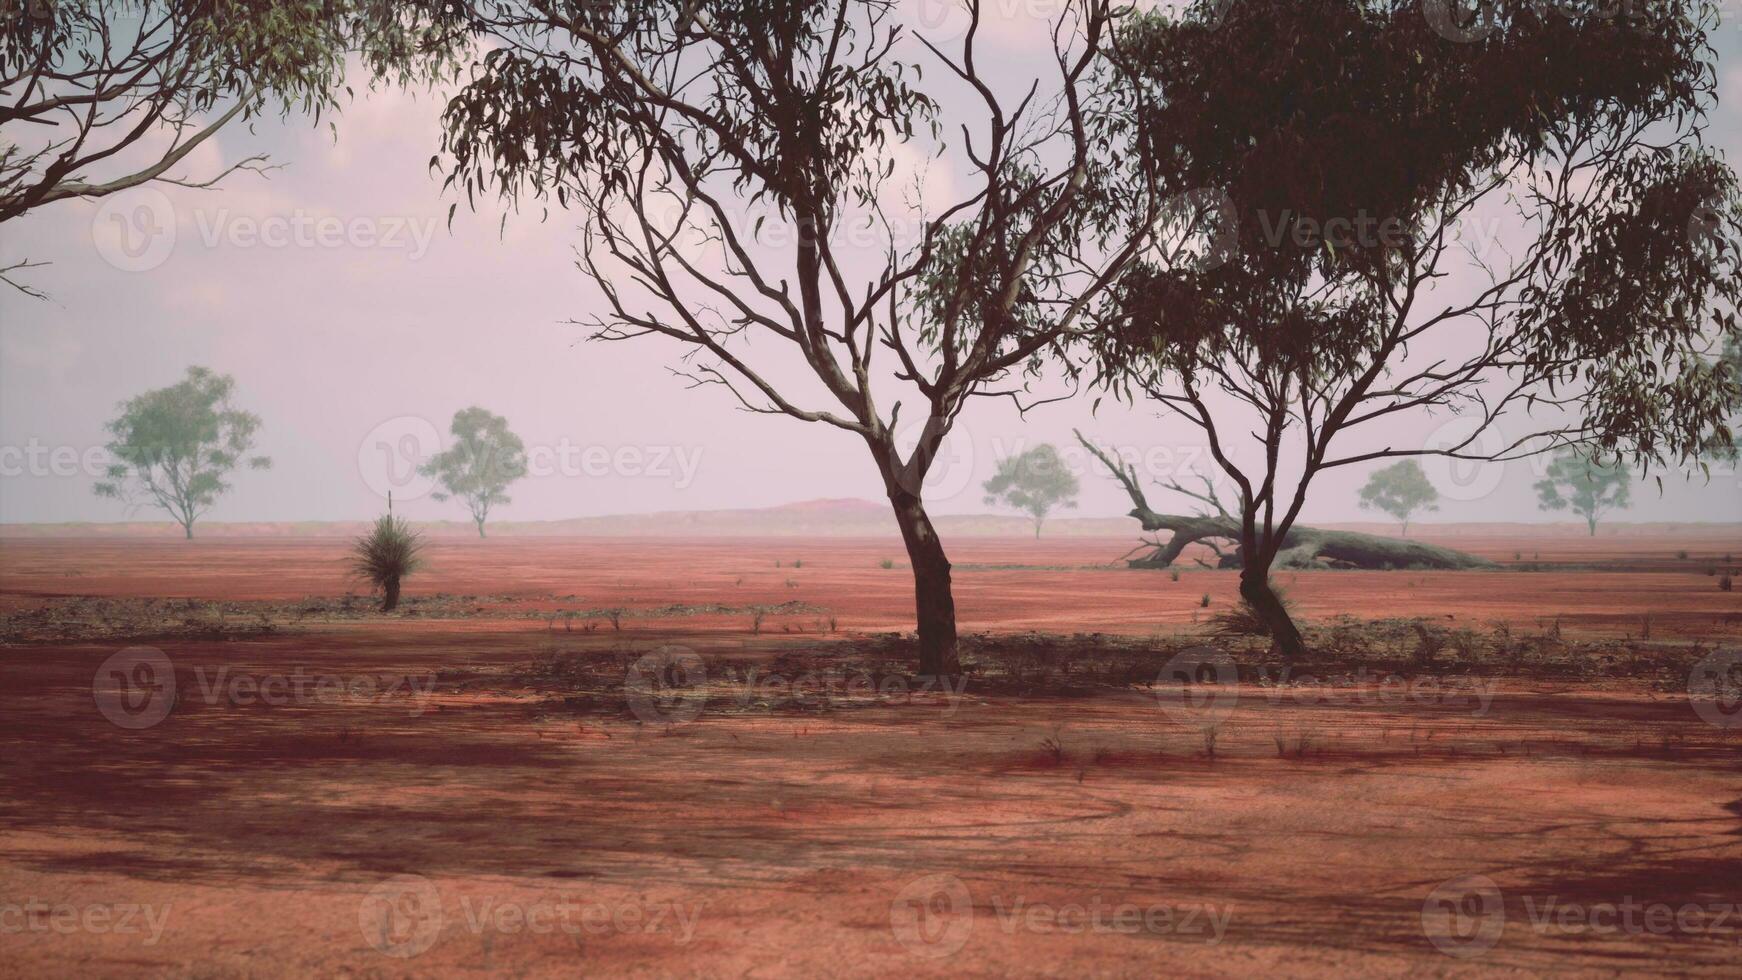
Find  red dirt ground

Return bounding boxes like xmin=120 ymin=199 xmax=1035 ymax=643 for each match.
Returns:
xmin=2 ymin=534 xmax=1740 ymax=977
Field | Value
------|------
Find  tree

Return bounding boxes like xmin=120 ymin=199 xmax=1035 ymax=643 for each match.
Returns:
xmin=351 ymin=512 xmax=424 ymax=611
xmin=983 ymin=444 xmax=1080 ymax=538
xmin=93 ymin=366 xmax=271 ymax=538
xmin=1085 ymin=0 xmax=1741 ymax=658
xmin=437 ymin=0 xmax=1155 ymax=675
xmin=420 ymin=407 xmax=528 ymax=538
xmin=1 ymin=0 xmax=461 ymax=295
xmin=1535 ymin=451 xmax=1632 ymax=536
xmin=1358 ymin=460 xmax=1438 ymax=535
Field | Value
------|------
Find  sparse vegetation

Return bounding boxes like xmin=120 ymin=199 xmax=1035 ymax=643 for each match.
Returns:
xmin=420 ymin=406 xmax=529 ymax=538
xmin=350 ymin=514 xmax=424 ymax=612
xmin=982 ymin=444 xmax=1082 ymax=538
xmin=92 ymin=366 xmax=271 ymax=539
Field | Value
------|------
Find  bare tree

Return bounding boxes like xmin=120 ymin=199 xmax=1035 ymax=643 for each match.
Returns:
xmin=438 ymin=0 xmax=1155 ymax=674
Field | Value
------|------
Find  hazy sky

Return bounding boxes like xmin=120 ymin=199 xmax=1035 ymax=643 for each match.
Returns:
xmin=3 ymin=3 xmax=1740 ymax=528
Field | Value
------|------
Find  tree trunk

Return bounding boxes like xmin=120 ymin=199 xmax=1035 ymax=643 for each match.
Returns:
xmin=183 ymin=522 xmax=193 ymax=540
xmin=477 ymin=518 xmax=487 ymax=539
xmin=383 ymin=576 xmax=401 ymax=612
xmin=1239 ymin=563 xmax=1305 ymax=661
xmin=888 ymin=491 xmax=959 ymax=677
xmin=1401 ymin=518 xmax=1409 ymax=537
xmin=1586 ymin=515 xmax=1597 ymax=536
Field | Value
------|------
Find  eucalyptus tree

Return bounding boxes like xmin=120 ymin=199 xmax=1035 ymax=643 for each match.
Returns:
xmin=93 ymin=365 xmax=271 ymax=538
xmin=436 ymin=0 xmax=1155 ymax=674
xmin=421 ymin=406 xmax=528 ymax=537
xmin=1086 ymin=0 xmax=1741 ymax=656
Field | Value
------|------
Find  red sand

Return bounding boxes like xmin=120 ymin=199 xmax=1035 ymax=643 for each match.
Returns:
xmin=2 ymin=534 xmax=1740 ymax=976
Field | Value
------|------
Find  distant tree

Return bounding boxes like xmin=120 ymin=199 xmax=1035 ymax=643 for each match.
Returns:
xmin=983 ymin=444 xmax=1080 ymax=538
xmin=1358 ymin=461 xmax=1438 ymax=536
xmin=93 ymin=366 xmax=270 ymax=538
xmin=1535 ymin=452 xmax=1632 ymax=536
xmin=351 ymin=512 xmax=424 ymax=611
xmin=1084 ymin=0 xmax=1741 ymax=658
xmin=420 ymin=407 xmax=528 ymax=538
xmin=1 ymin=1 xmax=462 ymax=295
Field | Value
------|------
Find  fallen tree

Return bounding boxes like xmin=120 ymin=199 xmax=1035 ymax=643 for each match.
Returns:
xmin=1075 ymin=433 xmax=1493 ymax=571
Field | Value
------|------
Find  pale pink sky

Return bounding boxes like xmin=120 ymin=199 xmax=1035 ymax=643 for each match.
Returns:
xmin=2 ymin=4 xmax=1739 ymax=527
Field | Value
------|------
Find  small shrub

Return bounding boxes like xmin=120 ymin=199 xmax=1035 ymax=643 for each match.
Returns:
xmin=1199 ymin=593 xmax=1212 ymax=608
xmin=793 ymin=559 xmax=802 ymax=569
xmin=1169 ymin=568 xmax=1181 ymax=582
xmin=1676 ymin=549 xmax=1689 ymax=560
xmin=350 ymin=514 xmax=424 ymax=612
xmin=879 ymin=558 xmax=895 ymax=569
xmin=1721 ymin=573 xmax=1734 ymax=593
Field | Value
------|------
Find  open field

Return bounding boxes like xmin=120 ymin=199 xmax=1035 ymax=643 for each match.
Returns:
xmin=2 ymin=532 xmax=1740 ymax=976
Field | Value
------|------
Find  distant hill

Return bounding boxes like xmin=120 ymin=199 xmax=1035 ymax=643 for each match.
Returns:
xmin=2 ymin=498 xmax=1738 ymax=540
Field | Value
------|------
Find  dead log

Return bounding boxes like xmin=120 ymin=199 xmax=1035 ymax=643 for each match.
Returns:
xmin=1075 ymin=431 xmax=1494 ymax=571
